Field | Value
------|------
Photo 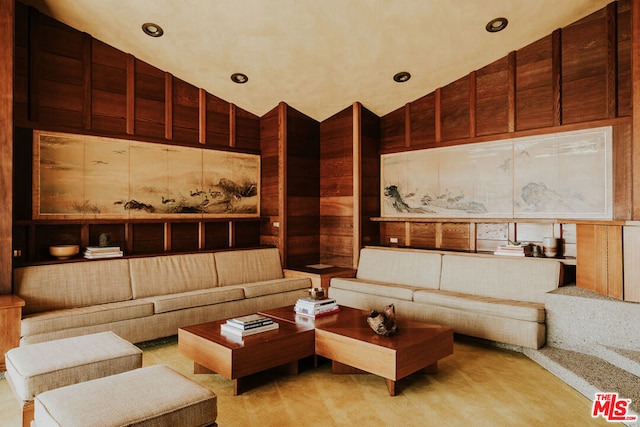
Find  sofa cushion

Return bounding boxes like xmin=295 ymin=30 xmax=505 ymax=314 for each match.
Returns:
xmin=414 ymin=289 xmax=546 ymax=322
xmin=144 ymin=287 xmax=245 ymax=314
xmin=129 ymin=253 xmax=217 ymax=299
xmin=356 ymin=247 xmax=442 ymax=289
xmin=21 ymin=300 xmax=154 ymax=337
xmin=440 ymin=254 xmax=561 ymax=303
xmin=331 ymin=278 xmax=416 ymax=301
xmin=215 ymin=248 xmax=284 ymax=286
xmin=240 ymin=277 xmax=311 ymax=298
xmin=14 ymin=260 xmax=132 ymax=315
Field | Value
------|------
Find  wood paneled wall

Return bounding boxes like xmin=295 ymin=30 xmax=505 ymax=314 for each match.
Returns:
xmin=377 ymin=1 xmax=633 ymax=231
xmin=0 ymin=0 xmax=14 ymax=294
xmin=319 ymin=103 xmax=380 ymax=268
xmin=380 ymin=1 xmax=631 ymax=153
xmin=320 ymin=107 xmax=355 ymax=267
xmin=12 ymin=3 xmax=261 ymax=265
xmin=286 ymin=107 xmax=320 ymax=267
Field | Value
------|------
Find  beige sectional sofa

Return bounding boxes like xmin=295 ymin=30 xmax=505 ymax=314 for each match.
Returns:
xmin=329 ymin=246 xmax=563 ymax=349
xmin=14 ymin=248 xmax=310 ymax=345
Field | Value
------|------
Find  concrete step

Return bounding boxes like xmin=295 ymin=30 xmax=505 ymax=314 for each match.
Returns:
xmin=524 ymin=346 xmax=640 ymax=426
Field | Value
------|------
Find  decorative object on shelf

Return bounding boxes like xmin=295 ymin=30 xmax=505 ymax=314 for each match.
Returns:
xmin=367 ymin=304 xmax=398 ymax=336
xmin=99 ymin=233 xmax=111 ymax=247
xmin=308 ymin=287 xmax=325 ymax=300
xmin=542 ymin=237 xmax=558 ymax=258
xmin=49 ymin=245 xmax=79 ymax=260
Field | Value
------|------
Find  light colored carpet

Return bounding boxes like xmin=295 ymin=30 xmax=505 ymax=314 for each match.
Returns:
xmin=0 ymin=336 xmax=621 ymax=426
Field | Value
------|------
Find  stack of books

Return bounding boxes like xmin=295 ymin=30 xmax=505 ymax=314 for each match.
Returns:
xmin=493 ymin=244 xmax=532 ymax=257
xmin=219 ymin=314 xmax=279 ymax=337
xmin=83 ymin=246 xmax=124 ymax=259
xmin=294 ymin=297 xmax=339 ymax=317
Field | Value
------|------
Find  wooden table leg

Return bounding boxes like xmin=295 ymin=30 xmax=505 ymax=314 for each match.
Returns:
xmin=233 ymin=378 xmax=242 ymax=396
xmin=385 ymin=378 xmax=396 ymax=396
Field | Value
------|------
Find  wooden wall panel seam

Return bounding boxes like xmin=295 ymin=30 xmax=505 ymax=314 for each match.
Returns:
xmin=199 ymin=88 xmax=206 ymax=144
xmin=607 ymin=2 xmax=619 ymax=119
xmin=82 ymin=32 xmax=91 ymax=129
xmin=552 ymin=29 xmax=562 ymax=126
xmin=28 ymin=7 xmax=39 ymax=123
xmin=165 ymin=72 xmax=172 ymax=140
xmin=469 ymin=70 xmax=477 ymax=138
xmin=507 ymin=51 xmax=516 ymax=132
xmin=126 ymin=54 xmax=135 ymax=134
xmin=633 ymin=0 xmax=640 ymax=219
xmin=353 ymin=102 xmax=362 ymax=268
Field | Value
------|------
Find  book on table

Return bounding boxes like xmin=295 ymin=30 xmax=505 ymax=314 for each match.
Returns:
xmin=220 ymin=321 xmax=279 ymax=337
xmin=294 ymin=305 xmax=340 ymax=318
xmin=226 ymin=314 xmax=273 ymax=330
xmin=295 ymin=297 xmax=337 ymax=308
xmin=294 ymin=297 xmax=339 ymax=317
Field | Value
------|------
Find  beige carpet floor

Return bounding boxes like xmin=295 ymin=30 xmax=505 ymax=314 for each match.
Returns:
xmin=0 ymin=336 xmax=620 ymax=426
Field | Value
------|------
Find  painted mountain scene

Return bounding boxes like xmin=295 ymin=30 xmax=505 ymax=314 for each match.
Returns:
xmin=381 ymin=127 xmax=612 ymax=220
xmin=34 ymin=131 xmax=260 ymax=219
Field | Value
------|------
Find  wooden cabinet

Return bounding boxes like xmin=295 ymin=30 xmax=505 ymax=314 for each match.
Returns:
xmin=623 ymin=226 xmax=640 ymax=303
xmin=0 ymin=295 xmax=25 ymax=370
xmin=576 ymin=224 xmax=623 ymax=300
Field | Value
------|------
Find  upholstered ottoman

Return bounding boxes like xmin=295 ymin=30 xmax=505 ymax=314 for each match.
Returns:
xmin=5 ymin=331 xmax=142 ymax=427
xmin=33 ymin=365 xmax=218 ymax=427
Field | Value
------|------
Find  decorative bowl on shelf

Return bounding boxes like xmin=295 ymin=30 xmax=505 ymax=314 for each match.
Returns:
xmin=49 ymin=245 xmax=79 ymax=260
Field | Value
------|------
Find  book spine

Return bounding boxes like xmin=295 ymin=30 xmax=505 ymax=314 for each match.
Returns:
xmin=226 ymin=319 xmax=273 ymax=329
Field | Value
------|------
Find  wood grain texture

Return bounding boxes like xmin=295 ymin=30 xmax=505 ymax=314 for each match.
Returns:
xmin=0 ymin=0 xmax=14 ymax=293
xmin=623 ymin=225 xmax=640 ymax=302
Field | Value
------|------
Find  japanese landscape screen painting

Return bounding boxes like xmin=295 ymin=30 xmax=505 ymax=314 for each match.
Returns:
xmin=34 ymin=131 xmax=260 ymax=219
xmin=381 ymin=126 xmax=612 ymax=220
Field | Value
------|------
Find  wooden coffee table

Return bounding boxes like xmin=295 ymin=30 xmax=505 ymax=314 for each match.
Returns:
xmin=178 ymin=317 xmax=315 ymax=395
xmin=260 ymin=305 xmax=454 ymax=396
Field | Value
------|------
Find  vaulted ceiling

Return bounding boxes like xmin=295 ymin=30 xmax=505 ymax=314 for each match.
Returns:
xmin=22 ymin=0 xmax=612 ymax=121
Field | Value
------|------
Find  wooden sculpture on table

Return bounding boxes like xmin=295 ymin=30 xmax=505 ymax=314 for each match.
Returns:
xmin=367 ymin=304 xmax=398 ymax=336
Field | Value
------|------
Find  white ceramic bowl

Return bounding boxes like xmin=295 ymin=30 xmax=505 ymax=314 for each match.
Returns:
xmin=49 ymin=245 xmax=79 ymax=260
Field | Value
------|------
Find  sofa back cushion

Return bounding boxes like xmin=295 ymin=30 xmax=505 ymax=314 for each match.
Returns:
xmin=356 ymin=247 xmax=442 ymax=289
xmin=214 ymin=248 xmax=283 ymax=286
xmin=440 ymin=254 xmax=561 ymax=303
xmin=129 ymin=253 xmax=217 ymax=299
xmin=14 ymin=259 xmax=132 ymax=315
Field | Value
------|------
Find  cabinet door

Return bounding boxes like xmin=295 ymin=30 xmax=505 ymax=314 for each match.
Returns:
xmin=576 ymin=224 xmax=623 ymax=299
xmin=623 ymin=226 xmax=640 ymax=303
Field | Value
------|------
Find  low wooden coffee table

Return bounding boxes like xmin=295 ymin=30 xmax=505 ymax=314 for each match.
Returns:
xmin=260 ymin=305 xmax=454 ymax=396
xmin=178 ymin=317 xmax=315 ymax=395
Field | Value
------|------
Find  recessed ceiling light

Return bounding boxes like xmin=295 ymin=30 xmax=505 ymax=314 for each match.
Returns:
xmin=231 ymin=73 xmax=249 ymax=84
xmin=486 ymin=17 xmax=508 ymax=33
xmin=393 ymin=71 xmax=411 ymax=83
xmin=142 ymin=22 xmax=164 ymax=37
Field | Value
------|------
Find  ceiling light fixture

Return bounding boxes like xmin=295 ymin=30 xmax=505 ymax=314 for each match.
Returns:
xmin=142 ymin=22 xmax=164 ymax=37
xmin=486 ymin=17 xmax=508 ymax=33
xmin=393 ymin=71 xmax=411 ymax=83
xmin=230 ymin=73 xmax=249 ymax=84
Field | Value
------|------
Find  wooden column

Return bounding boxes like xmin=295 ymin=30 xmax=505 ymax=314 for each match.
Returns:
xmin=632 ymin=0 xmax=640 ymax=219
xmin=0 ymin=0 xmax=14 ymax=294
